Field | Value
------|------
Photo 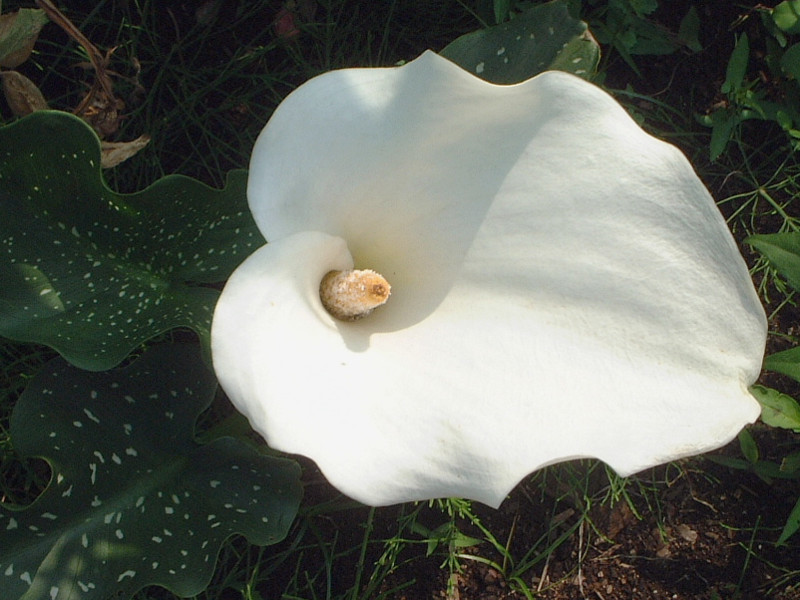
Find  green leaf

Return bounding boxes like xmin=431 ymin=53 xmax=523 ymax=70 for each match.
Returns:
xmin=750 ymin=385 xmax=800 ymax=432
xmin=493 ymin=0 xmax=511 ymax=24
xmin=722 ymin=33 xmax=749 ymax=94
xmin=764 ymin=346 xmax=800 ymax=383
xmin=738 ymin=428 xmax=759 ymax=464
xmin=746 ymin=232 xmax=800 ymax=292
xmin=450 ymin=530 xmax=483 ymax=549
xmin=0 ymin=344 xmax=301 ymax=600
xmin=0 ymin=8 xmax=48 ymax=68
xmin=708 ymin=108 xmax=739 ymax=161
xmin=777 ymin=495 xmax=800 ymax=545
xmin=628 ymin=0 xmax=658 ymax=17
xmin=677 ymin=6 xmax=702 ymax=52
xmin=774 ymin=0 xmax=800 ymax=34
xmin=782 ymin=450 xmax=800 ymax=475
xmin=780 ymin=43 xmax=800 ymax=81
xmin=0 ymin=111 xmax=265 ymax=370
xmin=440 ymin=0 xmax=600 ymax=84
xmin=706 ymin=455 xmax=751 ymax=471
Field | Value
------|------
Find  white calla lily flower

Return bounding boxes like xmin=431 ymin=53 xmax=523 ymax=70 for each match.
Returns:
xmin=211 ymin=51 xmax=767 ymax=508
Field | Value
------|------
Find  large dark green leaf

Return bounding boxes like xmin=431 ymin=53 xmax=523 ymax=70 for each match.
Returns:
xmin=440 ymin=0 xmax=599 ymax=84
xmin=0 ymin=111 xmax=265 ymax=370
xmin=0 ymin=344 xmax=301 ymax=600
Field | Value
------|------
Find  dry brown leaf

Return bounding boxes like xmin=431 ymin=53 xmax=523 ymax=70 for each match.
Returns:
xmin=100 ymin=134 xmax=151 ymax=168
xmin=0 ymin=9 xmax=49 ymax=68
xmin=0 ymin=70 xmax=48 ymax=116
xmin=676 ymin=523 xmax=698 ymax=543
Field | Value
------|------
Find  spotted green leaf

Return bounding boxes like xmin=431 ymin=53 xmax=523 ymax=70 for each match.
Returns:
xmin=0 ymin=344 xmax=301 ymax=600
xmin=0 ymin=111 xmax=264 ymax=370
xmin=440 ymin=0 xmax=599 ymax=84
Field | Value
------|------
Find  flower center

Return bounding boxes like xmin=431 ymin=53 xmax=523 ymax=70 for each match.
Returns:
xmin=320 ymin=269 xmax=391 ymax=321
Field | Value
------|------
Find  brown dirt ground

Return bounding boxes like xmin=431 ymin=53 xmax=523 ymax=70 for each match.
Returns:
xmin=394 ymin=446 xmax=800 ymax=600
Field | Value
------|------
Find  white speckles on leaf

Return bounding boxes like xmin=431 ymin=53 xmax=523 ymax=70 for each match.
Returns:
xmin=0 ymin=346 xmax=299 ymax=600
xmin=2 ymin=119 xmax=259 ymax=370
xmin=476 ymin=61 xmax=485 ymax=73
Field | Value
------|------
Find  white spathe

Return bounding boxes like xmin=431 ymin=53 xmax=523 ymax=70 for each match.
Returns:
xmin=211 ymin=51 xmax=767 ymax=508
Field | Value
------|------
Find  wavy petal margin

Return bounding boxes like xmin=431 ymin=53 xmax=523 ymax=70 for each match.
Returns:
xmin=213 ymin=52 xmax=766 ymax=507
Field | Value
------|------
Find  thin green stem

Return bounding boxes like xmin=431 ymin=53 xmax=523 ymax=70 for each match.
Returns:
xmin=758 ymin=187 xmax=799 ymax=231
xmin=351 ymin=506 xmax=376 ymax=600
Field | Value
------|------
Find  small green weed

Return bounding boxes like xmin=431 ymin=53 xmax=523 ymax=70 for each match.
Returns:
xmin=701 ymin=4 xmax=800 ymax=161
